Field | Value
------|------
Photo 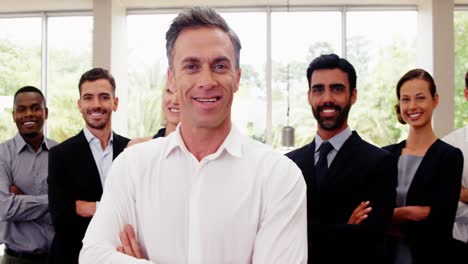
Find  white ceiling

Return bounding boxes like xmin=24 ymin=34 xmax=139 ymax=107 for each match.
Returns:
xmin=0 ymin=0 xmax=467 ymax=13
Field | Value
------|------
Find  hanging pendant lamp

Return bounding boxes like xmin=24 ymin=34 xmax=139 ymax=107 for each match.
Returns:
xmin=281 ymin=64 xmax=295 ymax=148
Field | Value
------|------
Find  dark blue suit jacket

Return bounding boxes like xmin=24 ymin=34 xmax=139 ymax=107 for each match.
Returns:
xmin=47 ymin=130 xmax=129 ymax=264
xmin=383 ymin=139 xmax=463 ymax=264
xmin=287 ymin=131 xmax=397 ymax=264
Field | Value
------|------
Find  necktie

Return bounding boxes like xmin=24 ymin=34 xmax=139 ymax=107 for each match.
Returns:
xmin=315 ymin=141 xmax=334 ymax=188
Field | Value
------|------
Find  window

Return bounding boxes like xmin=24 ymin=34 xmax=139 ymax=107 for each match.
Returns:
xmin=47 ymin=16 xmax=93 ymax=142
xmin=0 ymin=17 xmax=41 ymax=142
xmin=126 ymin=8 xmax=417 ymax=148
xmin=127 ymin=13 xmax=175 ymax=138
xmin=346 ymin=10 xmax=417 ymax=146
xmin=0 ymin=14 xmax=92 ymax=143
xmin=271 ymin=11 xmax=342 ymax=149
xmin=454 ymin=10 xmax=468 ymax=129
xmin=223 ymin=12 xmax=267 ymax=142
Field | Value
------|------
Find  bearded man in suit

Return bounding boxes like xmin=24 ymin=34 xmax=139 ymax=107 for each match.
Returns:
xmin=286 ymin=53 xmax=397 ymax=264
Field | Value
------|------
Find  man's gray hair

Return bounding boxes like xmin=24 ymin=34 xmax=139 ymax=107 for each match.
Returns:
xmin=166 ymin=6 xmax=242 ymax=69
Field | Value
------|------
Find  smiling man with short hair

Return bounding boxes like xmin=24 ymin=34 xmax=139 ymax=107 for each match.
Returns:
xmin=47 ymin=68 xmax=130 ymax=264
xmin=79 ymin=7 xmax=307 ymax=264
xmin=0 ymin=86 xmax=57 ymax=264
xmin=286 ymin=53 xmax=397 ymax=264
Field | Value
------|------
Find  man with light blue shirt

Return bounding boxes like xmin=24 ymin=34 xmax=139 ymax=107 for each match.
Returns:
xmin=442 ymin=70 xmax=468 ymax=258
xmin=47 ymin=68 xmax=129 ymax=264
xmin=0 ymin=86 xmax=57 ymax=264
xmin=286 ymin=54 xmax=397 ymax=264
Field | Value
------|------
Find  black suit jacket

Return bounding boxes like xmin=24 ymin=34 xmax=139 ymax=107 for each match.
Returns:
xmin=286 ymin=131 xmax=397 ymax=264
xmin=47 ymin=130 xmax=129 ymax=264
xmin=383 ymin=139 xmax=463 ymax=264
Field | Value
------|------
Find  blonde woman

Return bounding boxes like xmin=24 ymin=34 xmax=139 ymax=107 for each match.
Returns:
xmin=127 ymin=83 xmax=179 ymax=147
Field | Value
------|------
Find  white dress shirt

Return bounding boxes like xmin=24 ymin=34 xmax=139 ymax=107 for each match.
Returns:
xmin=443 ymin=126 xmax=468 ymax=243
xmin=79 ymin=125 xmax=307 ymax=264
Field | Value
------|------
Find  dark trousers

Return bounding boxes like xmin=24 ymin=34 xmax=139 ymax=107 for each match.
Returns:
xmin=1 ymin=249 xmax=47 ymax=264
xmin=451 ymin=238 xmax=468 ymax=259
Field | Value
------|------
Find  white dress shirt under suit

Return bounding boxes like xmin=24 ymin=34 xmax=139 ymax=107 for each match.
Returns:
xmin=79 ymin=125 xmax=308 ymax=264
xmin=443 ymin=126 xmax=468 ymax=243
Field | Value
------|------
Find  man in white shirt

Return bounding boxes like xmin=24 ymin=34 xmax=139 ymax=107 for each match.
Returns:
xmin=442 ymin=70 xmax=468 ymax=258
xmin=79 ymin=6 xmax=307 ymax=264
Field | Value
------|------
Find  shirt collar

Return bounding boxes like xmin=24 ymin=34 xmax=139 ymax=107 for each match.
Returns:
xmin=164 ymin=123 xmax=243 ymax=159
xmin=314 ymin=126 xmax=352 ymax=153
xmin=219 ymin=125 xmax=242 ymax=158
xmin=14 ymin=132 xmax=50 ymax=154
xmin=83 ymin=126 xmax=113 ymax=145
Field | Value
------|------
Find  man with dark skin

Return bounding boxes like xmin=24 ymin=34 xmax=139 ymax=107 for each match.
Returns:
xmin=0 ymin=86 xmax=57 ymax=264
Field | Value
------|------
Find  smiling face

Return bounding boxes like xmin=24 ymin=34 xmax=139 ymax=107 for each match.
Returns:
xmin=308 ymin=68 xmax=356 ymax=138
xmin=78 ymin=79 xmax=118 ymax=132
xmin=399 ymin=78 xmax=438 ymax=129
xmin=163 ymin=84 xmax=180 ymax=127
xmin=13 ymin=92 xmax=48 ymax=138
xmin=168 ymin=26 xmax=241 ymax=132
